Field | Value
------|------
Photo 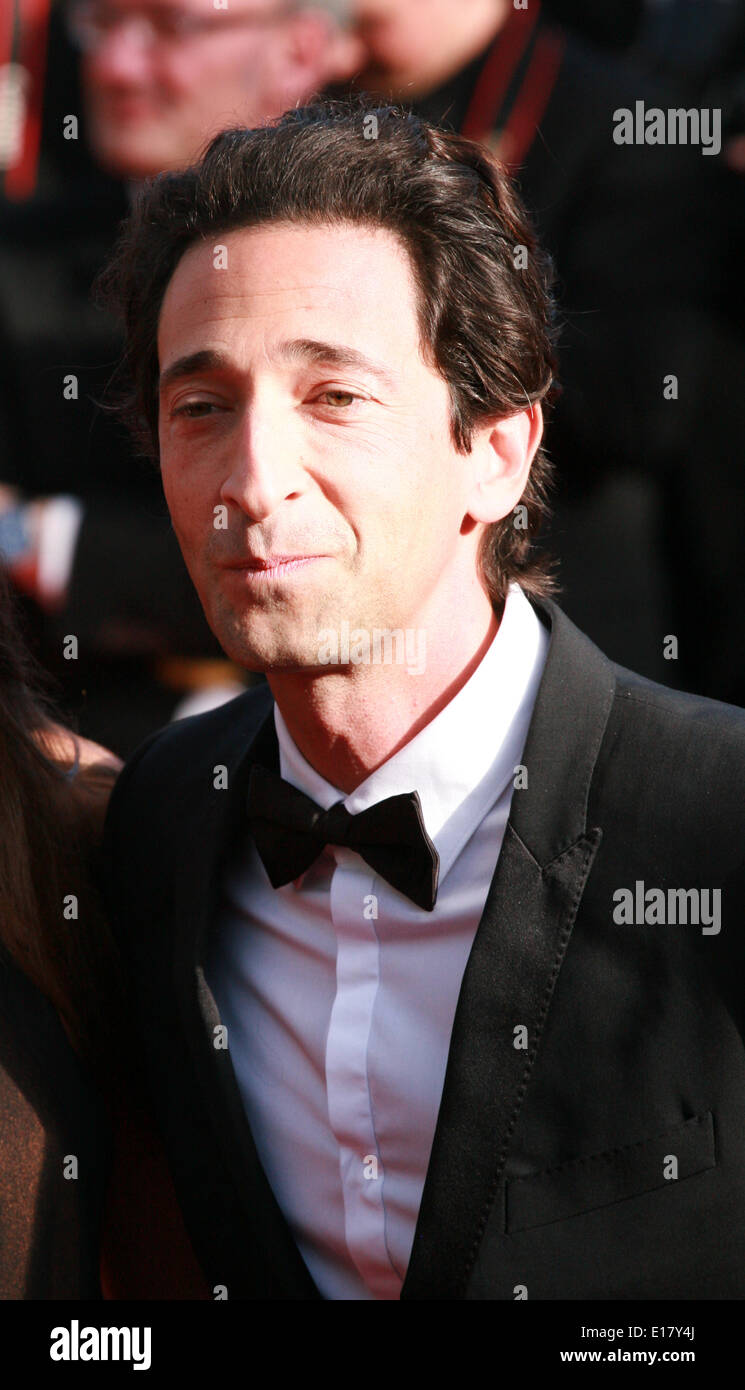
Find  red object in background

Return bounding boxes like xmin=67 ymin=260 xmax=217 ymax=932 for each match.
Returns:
xmin=501 ymin=29 xmax=565 ymax=168
xmin=460 ymin=0 xmax=565 ymax=171
xmin=461 ymin=0 xmax=540 ymax=143
xmin=2 ymin=0 xmax=51 ymax=201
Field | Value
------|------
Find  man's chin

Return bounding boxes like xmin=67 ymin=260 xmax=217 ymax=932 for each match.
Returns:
xmin=209 ymin=623 xmax=324 ymax=677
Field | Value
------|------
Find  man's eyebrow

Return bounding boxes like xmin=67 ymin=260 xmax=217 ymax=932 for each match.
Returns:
xmin=158 ymin=340 xmax=398 ymax=392
xmin=277 ymin=339 xmax=398 ymax=389
xmin=159 ymin=349 xmax=232 ymax=392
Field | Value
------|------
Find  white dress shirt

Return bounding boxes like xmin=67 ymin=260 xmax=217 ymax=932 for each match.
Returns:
xmin=205 ymin=582 xmax=549 ymax=1299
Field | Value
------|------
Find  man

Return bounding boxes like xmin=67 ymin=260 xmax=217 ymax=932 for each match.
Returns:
xmin=334 ymin=0 xmax=745 ymax=706
xmin=102 ymin=103 xmax=745 ymax=1300
xmin=0 ymin=0 xmax=358 ymax=752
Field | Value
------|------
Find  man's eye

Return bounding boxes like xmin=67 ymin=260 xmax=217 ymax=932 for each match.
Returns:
xmin=173 ymin=401 xmax=220 ymax=418
xmin=316 ymin=390 xmax=359 ymax=408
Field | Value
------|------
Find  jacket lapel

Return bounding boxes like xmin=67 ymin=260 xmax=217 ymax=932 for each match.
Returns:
xmin=401 ymin=598 xmax=615 ymax=1298
xmin=168 ymin=687 xmax=322 ymax=1298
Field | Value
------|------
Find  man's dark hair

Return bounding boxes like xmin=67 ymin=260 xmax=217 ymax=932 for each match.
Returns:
xmin=98 ymin=99 xmax=559 ymax=604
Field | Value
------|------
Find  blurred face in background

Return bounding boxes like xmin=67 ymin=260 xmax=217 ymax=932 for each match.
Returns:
xmin=348 ymin=0 xmax=507 ymax=97
xmin=72 ymin=0 xmax=354 ymax=178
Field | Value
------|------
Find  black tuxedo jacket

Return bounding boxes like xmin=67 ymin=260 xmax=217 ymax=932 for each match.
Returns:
xmin=101 ymin=598 xmax=745 ymax=1299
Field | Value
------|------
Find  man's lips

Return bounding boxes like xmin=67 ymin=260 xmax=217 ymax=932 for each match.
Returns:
xmin=218 ymin=555 xmax=327 ymax=579
xmin=221 ymin=555 xmax=324 ymax=569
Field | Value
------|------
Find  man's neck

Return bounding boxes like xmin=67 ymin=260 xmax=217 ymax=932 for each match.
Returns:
xmin=267 ymin=590 xmax=501 ymax=794
xmin=353 ymin=1 xmax=511 ymax=103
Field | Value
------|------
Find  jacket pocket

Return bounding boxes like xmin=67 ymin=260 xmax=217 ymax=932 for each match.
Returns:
xmin=505 ymin=1111 xmax=716 ymax=1234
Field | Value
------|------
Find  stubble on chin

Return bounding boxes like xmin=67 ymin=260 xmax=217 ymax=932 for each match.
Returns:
xmin=206 ymin=589 xmax=335 ymax=674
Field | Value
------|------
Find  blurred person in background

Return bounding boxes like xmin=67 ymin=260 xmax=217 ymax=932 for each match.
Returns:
xmin=0 ymin=562 xmax=210 ymax=1298
xmin=75 ymin=0 xmax=360 ymax=179
xmin=541 ymin=0 xmax=643 ymax=50
xmin=333 ymin=0 xmax=745 ymax=704
xmin=0 ymin=0 xmax=361 ymax=756
xmin=0 ymin=560 xmax=122 ymax=1297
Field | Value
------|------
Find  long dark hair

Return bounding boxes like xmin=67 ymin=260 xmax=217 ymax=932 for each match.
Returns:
xmin=0 ymin=566 xmax=123 ymax=1078
xmin=98 ymin=98 xmax=559 ymax=605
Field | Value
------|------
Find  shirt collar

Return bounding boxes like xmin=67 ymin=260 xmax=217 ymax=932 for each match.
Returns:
xmin=274 ymin=583 xmax=549 ymax=887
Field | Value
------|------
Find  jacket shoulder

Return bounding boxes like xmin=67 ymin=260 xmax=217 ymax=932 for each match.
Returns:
xmin=610 ymin=662 xmax=745 ymax=754
xmin=595 ymin=662 xmax=745 ymax=864
xmin=105 ymin=681 xmax=273 ymax=825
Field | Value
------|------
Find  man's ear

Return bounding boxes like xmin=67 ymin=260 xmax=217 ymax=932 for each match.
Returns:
xmin=465 ymin=402 xmax=544 ymax=525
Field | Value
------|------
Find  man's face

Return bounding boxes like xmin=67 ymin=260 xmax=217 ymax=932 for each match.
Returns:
xmin=157 ymin=221 xmax=490 ymax=674
xmin=79 ymin=0 xmax=328 ymax=178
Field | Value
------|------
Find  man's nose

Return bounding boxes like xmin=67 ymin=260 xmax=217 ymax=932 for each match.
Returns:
xmin=220 ymin=404 xmax=308 ymax=523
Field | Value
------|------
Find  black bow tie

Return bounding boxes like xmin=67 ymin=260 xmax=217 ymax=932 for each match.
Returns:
xmin=245 ymin=764 xmax=440 ymax=911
